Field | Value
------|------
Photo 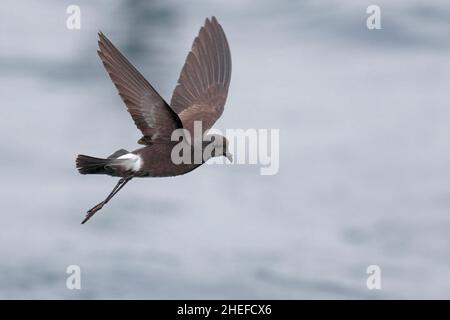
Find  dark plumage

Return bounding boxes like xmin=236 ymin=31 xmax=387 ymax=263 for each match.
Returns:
xmin=76 ymin=17 xmax=232 ymax=224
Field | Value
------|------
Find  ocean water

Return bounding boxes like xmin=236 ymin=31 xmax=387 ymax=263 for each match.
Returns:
xmin=1 ymin=0 xmax=450 ymax=298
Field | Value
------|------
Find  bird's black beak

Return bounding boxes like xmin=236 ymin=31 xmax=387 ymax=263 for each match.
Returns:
xmin=225 ymin=152 xmax=233 ymax=163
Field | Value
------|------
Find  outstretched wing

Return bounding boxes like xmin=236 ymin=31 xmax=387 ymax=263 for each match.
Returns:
xmin=170 ymin=17 xmax=232 ymax=138
xmin=98 ymin=32 xmax=183 ymax=145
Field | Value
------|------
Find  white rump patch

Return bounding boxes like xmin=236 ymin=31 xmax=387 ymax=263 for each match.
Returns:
xmin=117 ymin=153 xmax=143 ymax=172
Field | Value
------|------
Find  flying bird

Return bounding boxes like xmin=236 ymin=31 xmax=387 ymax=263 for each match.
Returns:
xmin=76 ymin=17 xmax=232 ymax=224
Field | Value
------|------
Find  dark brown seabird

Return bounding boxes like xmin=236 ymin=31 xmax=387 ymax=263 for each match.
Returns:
xmin=76 ymin=17 xmax=232 ymax=224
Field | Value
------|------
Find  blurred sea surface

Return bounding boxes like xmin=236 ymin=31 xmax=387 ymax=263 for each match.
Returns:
xmin=1 ymin=0 xmax=450 ymax=298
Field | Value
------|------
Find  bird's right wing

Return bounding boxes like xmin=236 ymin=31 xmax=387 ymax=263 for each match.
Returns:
xmin=98 ymin=32 xmax=183 ymax=145
xmin=170 ymin=17 xmax=232 ymax=138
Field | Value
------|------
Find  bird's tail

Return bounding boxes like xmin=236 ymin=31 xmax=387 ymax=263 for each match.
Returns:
xmin=76 ymin=154 xmax=109 ymax=175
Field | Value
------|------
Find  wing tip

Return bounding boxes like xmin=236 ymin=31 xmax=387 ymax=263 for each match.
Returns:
xmin=205 ymin=16 xmax=214 ymax=28
xmin=203 ymin=16 xmax=223 ymax=36
xmin=98 ymin=31 xmax=111 ymax=46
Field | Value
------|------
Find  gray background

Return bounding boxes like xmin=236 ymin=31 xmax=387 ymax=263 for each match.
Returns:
xmin=1 ymin=0 xmax=450 ymax=298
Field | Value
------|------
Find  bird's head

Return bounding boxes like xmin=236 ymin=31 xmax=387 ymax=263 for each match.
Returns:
xmin=202 ymin=134 xmax=233 ymax=162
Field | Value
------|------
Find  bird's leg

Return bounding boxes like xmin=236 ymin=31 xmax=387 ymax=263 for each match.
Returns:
xmin=104 ymin=177 xmax=132 ymax=203
xmin=81 ymin=177 xmax=133 ymax=224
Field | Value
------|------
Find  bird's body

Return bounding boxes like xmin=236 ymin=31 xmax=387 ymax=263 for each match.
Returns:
xmin=77 ymin=143 xmax=202 ymax=178
xmin=132 ymin=144 xmax=200 ymax=177
xmin=76 ymin=16 xmax=232 ymax=223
